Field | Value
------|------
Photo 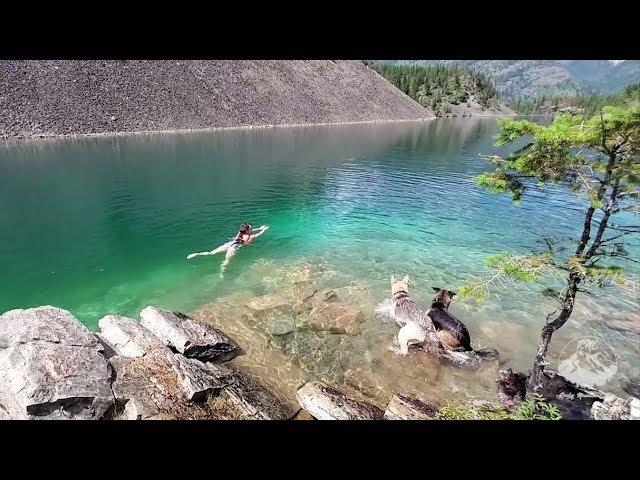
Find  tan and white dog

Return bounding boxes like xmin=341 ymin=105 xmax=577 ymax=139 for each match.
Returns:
xmin=389 ymin=275 xmax=439 ymax=355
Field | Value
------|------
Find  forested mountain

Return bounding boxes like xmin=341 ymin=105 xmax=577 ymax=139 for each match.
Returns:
xmin=374 ymin=63 xmax=513 ymax=117
xmin=375 ymin=60 xmax=640 ymax=98
xmin=508 ymin=83 xmax=640 ymax=115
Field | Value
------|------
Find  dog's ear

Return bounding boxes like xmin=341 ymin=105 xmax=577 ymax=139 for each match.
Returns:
xmin=391 ymin=275 xmax=397 ymax=284
xmin=449 ymin=290 xmax=457 ymax=297
xmin=432 ymin=287 xmax=441 ymax=292
xmin=403 ymin=275 xmax=409 ymax=284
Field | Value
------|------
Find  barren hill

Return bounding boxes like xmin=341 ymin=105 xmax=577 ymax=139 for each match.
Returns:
xmin=0 ymin=60 xmax=432 ymax=140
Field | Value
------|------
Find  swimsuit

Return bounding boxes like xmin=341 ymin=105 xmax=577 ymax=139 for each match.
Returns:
xmin=223 ymin=232 xmax=248 ymax=252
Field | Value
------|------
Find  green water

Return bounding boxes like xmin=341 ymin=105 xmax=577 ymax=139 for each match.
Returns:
xmin=1 ymin=119 xmax=638 ymax=393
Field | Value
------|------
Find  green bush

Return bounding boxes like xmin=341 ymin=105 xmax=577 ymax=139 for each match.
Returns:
xmin=436 ymin=395 xmax=562 ymax=420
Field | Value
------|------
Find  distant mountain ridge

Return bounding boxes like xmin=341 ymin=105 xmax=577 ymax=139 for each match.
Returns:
xmin=375 ymin=60 xmax=640 ymax=98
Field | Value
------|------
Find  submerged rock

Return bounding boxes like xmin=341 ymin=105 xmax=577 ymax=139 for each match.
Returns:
xmin=98 ymin=314 xmax=168 ymax=358
xmin=384 ymin=394 xmax=438 ymax=420
xmin=299 ymin=303 xmax=363 ymax=335
xmin=295 ymin=261 xmax=321 ymax=283
xmin=268 ymin=316 xmax=296 ymax=336
xmin=0 ymin=306 xmax=114 ymax=420
xmin=294 ymin=283 xmax=318 ymax=303
xmin=345 ymin=367 xmax=387 ymax=400
xmin=246 ymin=294 xmax=292 ymax=312
xmin=296 ymin=381 xmax=384 ymax=420
xmin=320 ymin=289 xmax=338 ymax=302
xmin=140 ymin=306 xmax=240 ymax=363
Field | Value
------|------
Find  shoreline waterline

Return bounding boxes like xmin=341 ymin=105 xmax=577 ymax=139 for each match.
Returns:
xmin=0 ymin=112 xmax=522 ymax=144
xmin=1 ymin=117 xmax=436 ymax=144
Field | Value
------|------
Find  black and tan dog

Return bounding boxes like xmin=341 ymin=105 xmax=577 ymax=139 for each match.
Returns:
xmin=428 ymin=287 xmax=498 ymax=357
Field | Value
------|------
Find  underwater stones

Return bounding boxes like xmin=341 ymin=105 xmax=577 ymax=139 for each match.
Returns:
xmin=294 ymin=282 xmax=318 ymax=302
xmin=384 ymin=394 xmax=438 ymax=420
xmin=246 ymin=294 xmax=292 ymax=313
xmin=268 ymin=316 xmax=296 ymax=336
xmin=344 ymin=367 xmax=386 ymax=400
xmin=140 ymin=306 xmax=240 ymax=363
xmin=98 ymin=314 xmax=168 ymax=358
xmin=320 ymin=289 xmax=338 ymax=302
xmin=295 ymin=261 xmax=319 ymax=282
xmin=292 ymin=300 xmax=313 ymax=315
xmin=0 ymin=306 xmax=114 ymax=420
xmin=296 ymin=381 xmax=384 ymax=420
xmin=299 ymin=303 xmax=363 ymax=335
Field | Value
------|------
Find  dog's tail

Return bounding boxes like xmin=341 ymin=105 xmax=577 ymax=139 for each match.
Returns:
xmin=473 ymin=347 xmax=499 ymax=359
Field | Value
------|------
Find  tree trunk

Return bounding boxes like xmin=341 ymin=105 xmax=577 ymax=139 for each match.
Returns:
xmin=528 ymin=272 xmax=580 ymax=392
xmin=527 ymin=151 xmax=620 ymax=393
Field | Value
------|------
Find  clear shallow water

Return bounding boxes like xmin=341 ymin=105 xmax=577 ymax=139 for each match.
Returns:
xmin=1 ymin=119 xmax=638 ymax=399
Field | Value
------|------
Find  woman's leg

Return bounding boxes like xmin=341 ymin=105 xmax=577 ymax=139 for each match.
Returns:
xmin=219 ymin=244 xmax=239 ymax=277
xmin=187 ymin=241 xmax=232 ymax=260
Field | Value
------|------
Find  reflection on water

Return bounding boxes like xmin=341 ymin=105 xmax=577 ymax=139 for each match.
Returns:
xmin=1 ymin=119 xmax=638 ymax=404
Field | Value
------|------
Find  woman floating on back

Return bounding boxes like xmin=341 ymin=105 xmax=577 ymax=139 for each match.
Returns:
xmin=187 ymin=222 xmax=269 ymax=278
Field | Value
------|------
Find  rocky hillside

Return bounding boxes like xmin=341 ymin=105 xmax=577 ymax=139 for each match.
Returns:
xmin=377 ymin=60 xmax=640 ymax=98
xmin=0 ymin=60 xmax=432 ymax=140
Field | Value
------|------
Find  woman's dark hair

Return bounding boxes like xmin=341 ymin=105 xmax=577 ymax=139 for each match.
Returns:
xmin=239 ymin=222 xmax=252 ymax=233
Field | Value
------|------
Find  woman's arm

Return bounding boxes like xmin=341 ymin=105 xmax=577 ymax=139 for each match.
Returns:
xmin=250 ymin=225 xmax=269 ymax=238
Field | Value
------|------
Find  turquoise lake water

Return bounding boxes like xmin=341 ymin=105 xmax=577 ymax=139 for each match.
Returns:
xmin=1 ymin=119 xmax=638 ymax=394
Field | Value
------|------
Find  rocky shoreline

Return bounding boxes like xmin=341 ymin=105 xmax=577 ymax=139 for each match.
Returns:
xmin=0 ymin=117 xmax=434 ymax=144
xmin=1 ymin=260 xmax=637 ymax=420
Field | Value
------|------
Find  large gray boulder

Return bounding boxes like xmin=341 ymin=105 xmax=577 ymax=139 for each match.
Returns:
xmin=0 ymin=306 xmax=114 ymax=419
xmin=110 ymin=351 xmax=298 ymax=420
xmin=110 ymin=353 xmax=181 ymax=420
xmin=214 ymin=364 xmax=300 ymax=420
xmin=98 ymin=314 xmax=168 ymax=358
xmin=170 ymin=354 xmax=232 ymax=402
xmin=296 ymin=381 xmax=384 ymax=420
xmin=140 ymin=306 xmax=241 ymax=363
